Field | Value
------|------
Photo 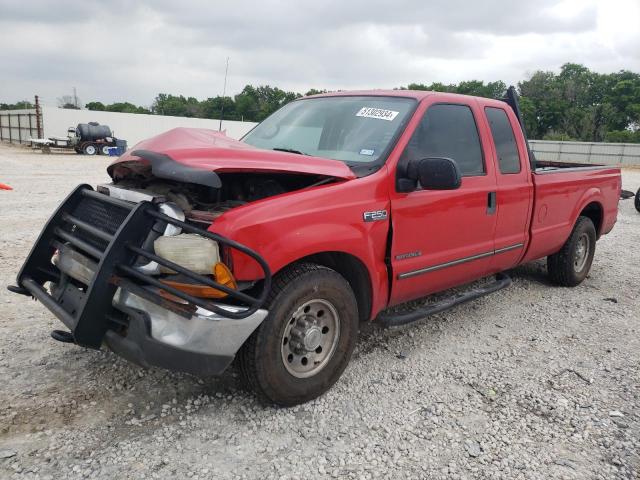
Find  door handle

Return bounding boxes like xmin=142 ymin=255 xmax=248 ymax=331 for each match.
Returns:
xmin=487 ymin=191 xmax=497 ymax=215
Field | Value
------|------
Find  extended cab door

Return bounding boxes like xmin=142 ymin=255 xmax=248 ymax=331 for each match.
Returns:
xmin=388 ymin=98 xmax=498 ymax=305
xmin=482 ymin=104 xmax=534 ymax=271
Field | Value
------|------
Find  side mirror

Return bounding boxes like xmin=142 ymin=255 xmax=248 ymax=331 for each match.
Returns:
xmin=402 ymin=157 xmax=461 ymax=191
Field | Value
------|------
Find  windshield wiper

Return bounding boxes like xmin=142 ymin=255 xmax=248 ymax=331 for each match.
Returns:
xmin=273 ymin=147 xmax=307 ymax=155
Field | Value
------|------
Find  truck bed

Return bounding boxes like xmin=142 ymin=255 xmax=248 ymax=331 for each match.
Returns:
xmin=534 ymin=160 xmax=608 ymax=173
xmin=522 ymin=162 xmax=621 ymax=263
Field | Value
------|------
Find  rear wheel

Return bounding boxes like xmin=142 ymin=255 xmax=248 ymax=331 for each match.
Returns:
xmin=82 ymin=143 xmax=97 ymax=155
xmin=547 ymin=216 xmax=596 ymax=286
xmin=238 ymin=263 xmax=358 ymax=406
xmin=100 ymin=145 xmax=111 ymax=155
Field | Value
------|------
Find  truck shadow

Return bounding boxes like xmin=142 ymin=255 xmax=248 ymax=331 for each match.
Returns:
xmin=4 ymin=258 xmax=562 ymax=436
xmin=353 ymin=259 xmax=554 ymax=360
xmin=507 ymin=259 xmax=553 ymax=286
xmin=2 ymin=344 xmax=245 ymax=437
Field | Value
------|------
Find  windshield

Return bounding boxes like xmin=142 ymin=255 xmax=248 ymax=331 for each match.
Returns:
xmin=242 ymin=96 xmax=416 ymax=165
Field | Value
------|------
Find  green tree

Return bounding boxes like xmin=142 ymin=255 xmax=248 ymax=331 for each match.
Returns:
xmin=85 ymin=101 xmax=106 ymax=111
xmin=200 ymin=96 xmax=237 ymax=120
xmin=33 ymin=65 xmax=638 ymax=142
xmin=456 ymin=80 xmax=506 ymax=98
xmin=606 ymin=75 xmax=640 ymax=130
xmin=405 ymin=82 xmax=456 ymax=92
xmin=518 ymin=63 xmax=640 ymax=141
xmin=519 ymin=70 xmax=565 ymax=139
xmin=605 ymin=129 xmax=640 ymax=143
xmin=152 ymin=94 xmax=197 ymax=117
xmin=0 ymin=100 xmax=34 ymax=110
xmin=305 ymin=88 xmax=328 ymax=96
xmin=234 ymin=85 xmax=301 ymax=122
xmin=106 ymin=102 xmax=150 ymax=114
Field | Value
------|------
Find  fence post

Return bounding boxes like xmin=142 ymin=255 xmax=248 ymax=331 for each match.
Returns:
xmin=557 ymin=142 xmax=563 ymax=161
xmin=620 ymin=143 xmax=626 ymax=165
xmin=35 ymin=95 xmax=43 ymax=139
xmin=0 ymin=113 xmax=3 ymax=141
xmin=8 ymin=114 xmax=12 ymax=143
xmin=28 ymin=113 xmax=33 ymax=140
xmin=17 ymin=114 xmax=22 ymax=144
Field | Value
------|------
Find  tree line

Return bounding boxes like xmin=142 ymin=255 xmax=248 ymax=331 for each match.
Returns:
xmin=2 ymin=63 xmax=639 ymax=142
xmin=403 ymin=63 xmax=639 ymax=143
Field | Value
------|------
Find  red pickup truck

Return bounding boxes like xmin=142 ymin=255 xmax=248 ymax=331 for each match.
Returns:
xmin=10 ymin=88 xmax=621 ymax=406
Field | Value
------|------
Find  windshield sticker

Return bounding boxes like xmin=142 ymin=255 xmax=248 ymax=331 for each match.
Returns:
xmin=356 ymin=107 xmax=399 ymax=121
xmin=359 ymin=148 xmax=375 ymax=156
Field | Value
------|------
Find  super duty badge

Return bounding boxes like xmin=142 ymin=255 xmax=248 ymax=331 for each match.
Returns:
xmin=363 ymin=210 xmax=388 ymax=222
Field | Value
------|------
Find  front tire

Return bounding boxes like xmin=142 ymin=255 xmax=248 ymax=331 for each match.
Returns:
xmin=635 ymin=187 xmax=640 ymax=213
xmin=238 ymin=263 xmax=358 ymax=406
xmin=82 ymin=143 xmax=97 ymax=155
xmin=547 ymin=216 xmax=596 ymax=286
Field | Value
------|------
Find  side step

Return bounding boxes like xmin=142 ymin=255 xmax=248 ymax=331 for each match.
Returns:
xmin=378 ymin=273 xmax=512 ymax=328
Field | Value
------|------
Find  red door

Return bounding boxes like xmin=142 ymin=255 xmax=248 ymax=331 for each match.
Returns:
xmin=388 ymin=98 xmax=498 ymax=305
xmin=481 ymin=104 xmax=533 ymax=272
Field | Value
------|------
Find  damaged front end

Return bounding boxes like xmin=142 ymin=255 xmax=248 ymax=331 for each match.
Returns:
xmin=9 ymin=128 xmax=353 ymax=376
xmin=8 ymin=182 xmax=272 ymax=376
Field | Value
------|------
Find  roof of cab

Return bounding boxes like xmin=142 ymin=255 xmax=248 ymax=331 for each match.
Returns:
xmin=306 ymin=89 xmax=433 ymax=100
xmin=305 ymin=89 xmax=508 ymax=108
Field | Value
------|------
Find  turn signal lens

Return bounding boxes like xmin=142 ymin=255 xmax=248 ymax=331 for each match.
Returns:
xmin=213 ymin=262 xmax=237 ymax=290
xmin=160 ymin=262 xmax=237 ymax=299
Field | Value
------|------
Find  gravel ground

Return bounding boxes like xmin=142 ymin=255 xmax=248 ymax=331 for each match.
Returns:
xmin=1 ymin=143 xmax=639 ymax=480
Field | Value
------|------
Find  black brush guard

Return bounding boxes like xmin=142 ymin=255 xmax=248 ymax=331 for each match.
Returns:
xmin=11 ymin=184 xmax=272 ymax=349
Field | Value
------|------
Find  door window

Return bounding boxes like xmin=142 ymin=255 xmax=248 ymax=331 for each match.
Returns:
xmin=401 ymin=104 xmax=484 ymax=177
xmin=485 ymin=107 xmax=521 ymax=174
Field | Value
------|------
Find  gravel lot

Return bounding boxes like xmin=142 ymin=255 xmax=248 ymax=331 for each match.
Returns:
xmin=0 ymin=143 xmax=639 ymax=480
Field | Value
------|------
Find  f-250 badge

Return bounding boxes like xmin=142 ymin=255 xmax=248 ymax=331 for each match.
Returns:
xmin=363 ymin=210 xmax=388 ymax=222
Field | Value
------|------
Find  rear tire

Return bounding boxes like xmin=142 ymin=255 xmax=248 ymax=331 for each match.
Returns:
xmin=238 ymin=263 xmax=358 ymax=406
xmin=635 ymin=187 xmax=640 ymax=213
xmin=547 ymin=216 xmax=596 ymax=287
xmin=100 ymin=145 xmax=111 ymax=155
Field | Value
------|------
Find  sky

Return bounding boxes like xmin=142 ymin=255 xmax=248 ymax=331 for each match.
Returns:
xmin=1 ymin=0 xmax=639 ymax=107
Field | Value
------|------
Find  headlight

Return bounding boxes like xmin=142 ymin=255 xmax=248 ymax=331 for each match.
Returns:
xmin=154 ymin=234 xmax=220 ymax=274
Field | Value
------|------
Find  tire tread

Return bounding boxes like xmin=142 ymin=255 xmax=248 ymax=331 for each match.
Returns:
xmin=547 ymin=216 xmax=595 ymax=287
xmin=237 ymin=263 xmax=343 ymax=405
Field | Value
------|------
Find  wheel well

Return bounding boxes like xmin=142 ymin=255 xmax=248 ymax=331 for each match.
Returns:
xmin=293 ymin=252 xmax=372 ymax=323
xmin=579 ymin=202 xmax=603 ymax=237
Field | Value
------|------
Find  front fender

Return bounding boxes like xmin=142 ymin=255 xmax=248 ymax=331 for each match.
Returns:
xmin=208 ymin=170 xmax=392 ymax=316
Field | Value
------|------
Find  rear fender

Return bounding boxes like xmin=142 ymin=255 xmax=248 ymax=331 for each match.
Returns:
xmin=571 ymin=187 xmax=603 ymax=235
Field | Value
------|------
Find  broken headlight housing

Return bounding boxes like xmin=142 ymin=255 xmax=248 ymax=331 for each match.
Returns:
xmin=154 ymin=234 xmax=220 ymax=274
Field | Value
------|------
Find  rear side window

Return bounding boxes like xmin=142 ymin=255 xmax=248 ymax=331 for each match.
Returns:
xmin=485 ymin=107 xmax=521 ymax=174
xmin=402 ymin=103 xmax=485 ymax=176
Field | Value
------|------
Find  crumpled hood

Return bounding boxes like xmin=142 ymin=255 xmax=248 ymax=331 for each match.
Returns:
xmin=108 ymin=127 xmax=356 ymax=180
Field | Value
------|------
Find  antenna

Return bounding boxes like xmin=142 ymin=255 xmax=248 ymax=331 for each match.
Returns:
xmin=219 ymin=57 xmax=230 ymax=131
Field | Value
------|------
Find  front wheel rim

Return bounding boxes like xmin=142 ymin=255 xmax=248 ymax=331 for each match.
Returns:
xmin=280 ymin=299 xmax=340 ymax=379
xmin=574 ymin=233 xmax=590 ymax=272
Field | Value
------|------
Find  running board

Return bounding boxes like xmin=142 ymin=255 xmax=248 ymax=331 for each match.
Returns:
xmin=378 ymin=273 xmax=512 ymax=328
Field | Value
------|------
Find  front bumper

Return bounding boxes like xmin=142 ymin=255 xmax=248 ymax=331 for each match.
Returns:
xmin=10 ymin=184 xmax=271 ymax=376
xmin=106 ymin=292 xmax=267 ymax=375
xmin=108 ymin=288 xmax=267 ymax=375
